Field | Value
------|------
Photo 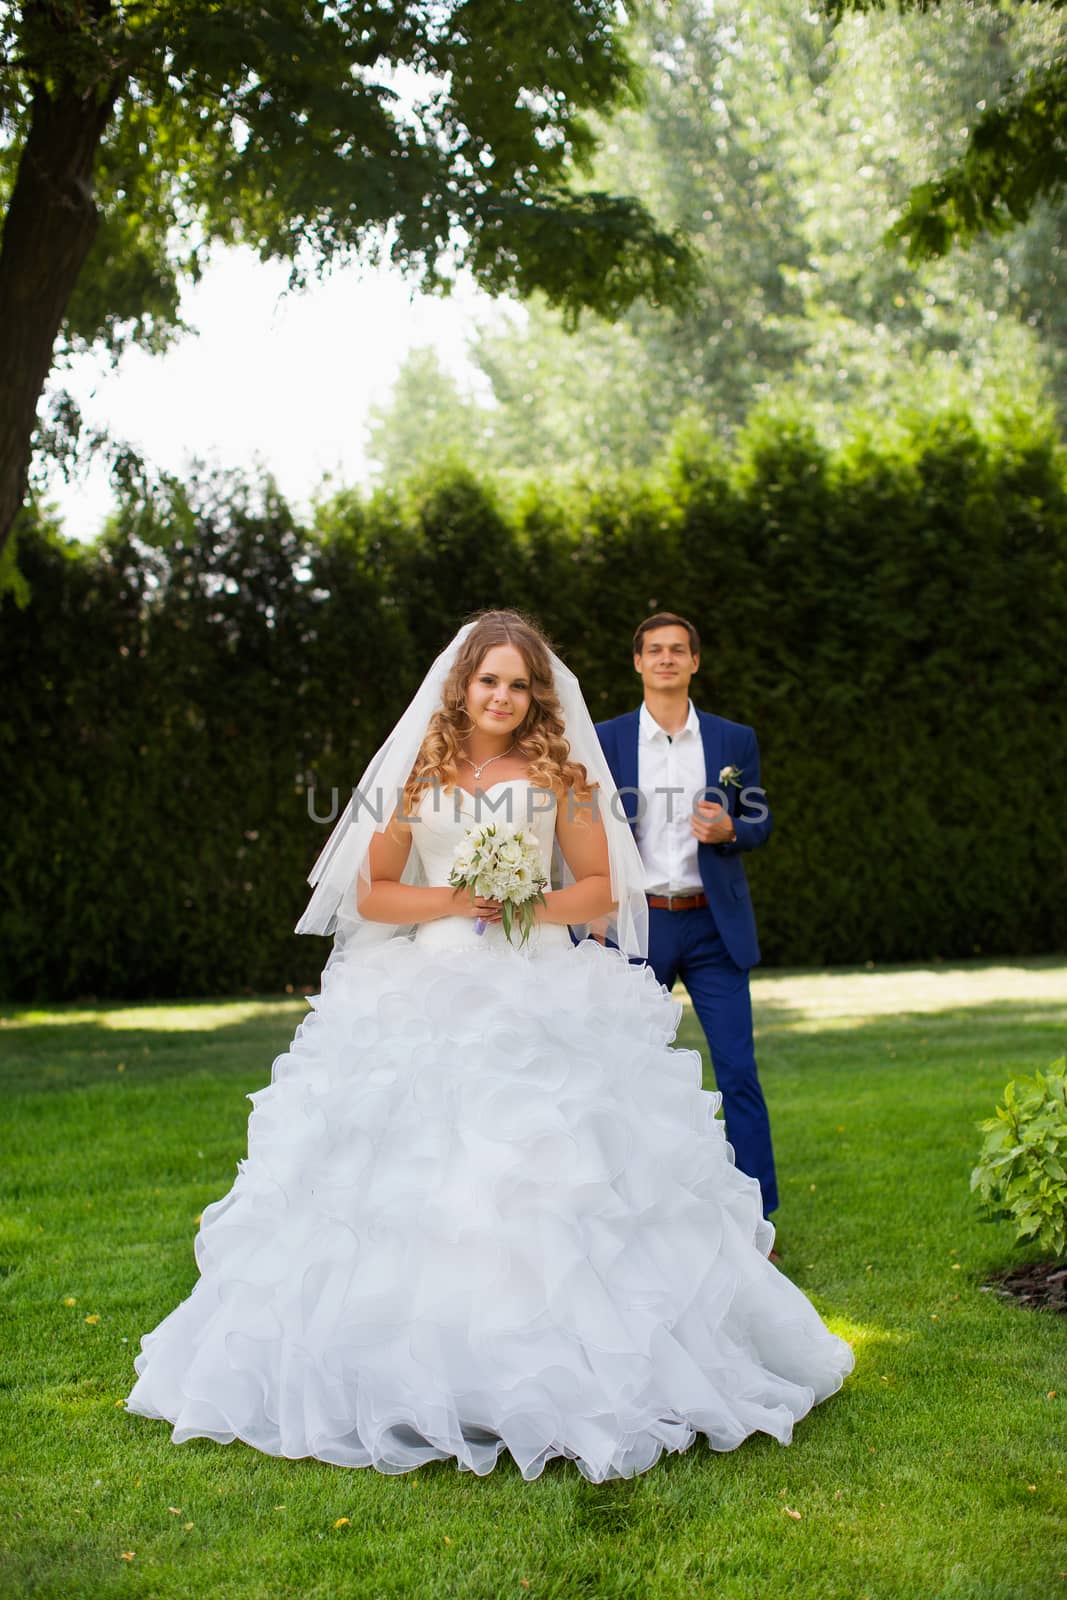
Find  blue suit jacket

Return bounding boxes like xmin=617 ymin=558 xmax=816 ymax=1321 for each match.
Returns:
xmin=595 ymin=707 xmax=773 ymax=971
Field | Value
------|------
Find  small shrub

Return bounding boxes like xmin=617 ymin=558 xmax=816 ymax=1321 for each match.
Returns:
xmin=970 ymin=1062 xmax=1067 ymax=1260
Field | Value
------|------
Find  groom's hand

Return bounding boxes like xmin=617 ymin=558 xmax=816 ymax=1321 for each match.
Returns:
xmin=691 ymin=800 xmax=737 ymax=845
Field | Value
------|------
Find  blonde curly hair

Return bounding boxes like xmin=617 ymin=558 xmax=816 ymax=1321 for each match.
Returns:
xmin=402 ymin=610 xmax=594 ymax=816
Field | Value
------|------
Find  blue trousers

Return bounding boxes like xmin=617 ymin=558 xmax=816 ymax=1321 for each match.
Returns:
xmin=646 ymin=904 xmax=779 ymax=1216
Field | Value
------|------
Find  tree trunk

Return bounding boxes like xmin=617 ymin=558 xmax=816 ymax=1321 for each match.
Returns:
xmin=0 ymin=62 xmax=120 ymax=558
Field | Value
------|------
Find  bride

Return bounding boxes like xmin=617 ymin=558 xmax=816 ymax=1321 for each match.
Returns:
xmin=125 ymin=610 xmax=853 ymax=1482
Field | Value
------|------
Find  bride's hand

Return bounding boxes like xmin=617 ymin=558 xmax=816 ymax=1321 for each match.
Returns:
xmin=450 ymin=890 xmax=504 ymax=923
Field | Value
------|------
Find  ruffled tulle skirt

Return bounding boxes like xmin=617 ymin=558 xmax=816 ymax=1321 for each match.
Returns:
xmin=125 ymin=935 xmax=853 ymax=1481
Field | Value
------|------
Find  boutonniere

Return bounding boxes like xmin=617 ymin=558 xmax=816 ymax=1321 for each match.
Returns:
xmin=719 ymin=764 xmax=743 ymax=790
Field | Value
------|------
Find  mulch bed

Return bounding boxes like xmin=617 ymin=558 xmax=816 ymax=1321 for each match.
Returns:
xmin=981 ymin=1260 xmax=1067 ymax=1312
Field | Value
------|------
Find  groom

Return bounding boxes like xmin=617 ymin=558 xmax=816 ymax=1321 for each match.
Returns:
xmin=595 ymin=613 xmax=778 ymax=1220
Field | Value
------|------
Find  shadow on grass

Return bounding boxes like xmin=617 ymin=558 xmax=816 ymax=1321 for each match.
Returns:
xmin=0 ymin=997 xmax=308 ymax=1097
xmin=751 ymin=1000 xmax=1067 ymax=1039
xmin=1 ymin=971 xmax=1066 ymax=1098
xmin=757 ymin=955 xmax=1067 ymax=980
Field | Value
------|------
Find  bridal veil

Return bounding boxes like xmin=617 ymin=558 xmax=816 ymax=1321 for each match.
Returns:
xmin=294 ymin=620 xmax=649 ymax=963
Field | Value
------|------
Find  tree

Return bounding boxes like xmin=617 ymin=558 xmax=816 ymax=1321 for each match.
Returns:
xmin=365 ymin=345 xmax=497 ymax=485
xmin=371 ymin=0 xmax=827 ymax=479
xmin=0 ymin=1 xmax=698 ymax=559
xmin=368 ymin=0 xmax=1065 ymax=482
xmin=828 ymin=0 xmax=1067 ymax=259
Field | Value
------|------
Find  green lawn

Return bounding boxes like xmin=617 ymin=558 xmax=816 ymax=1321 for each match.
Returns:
xmin=1 ymin=959 xmax=1065 ymax=1600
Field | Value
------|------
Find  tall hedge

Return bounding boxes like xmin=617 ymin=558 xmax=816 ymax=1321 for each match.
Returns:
xmin=3 ymin=413 xmax=1064 ymax=1000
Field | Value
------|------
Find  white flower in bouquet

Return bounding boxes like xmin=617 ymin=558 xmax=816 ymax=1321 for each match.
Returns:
xmin=448 ymin=821 xmax=548 ymax=946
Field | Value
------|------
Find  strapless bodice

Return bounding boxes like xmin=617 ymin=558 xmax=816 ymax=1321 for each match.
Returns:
xmin=411 ymin=779 xmax=570 ymax=955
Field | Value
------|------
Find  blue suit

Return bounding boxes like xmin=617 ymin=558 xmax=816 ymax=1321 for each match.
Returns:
xmin=595 ymin=707 xmax=779 ymax=1214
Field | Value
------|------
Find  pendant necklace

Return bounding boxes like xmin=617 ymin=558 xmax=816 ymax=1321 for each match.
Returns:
xmin=462 ymin=743 xmax=516 ymax=781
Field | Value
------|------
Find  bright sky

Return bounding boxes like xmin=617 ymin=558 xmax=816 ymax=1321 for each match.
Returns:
xmin=44 ymin=246 xmax=512 ymax=541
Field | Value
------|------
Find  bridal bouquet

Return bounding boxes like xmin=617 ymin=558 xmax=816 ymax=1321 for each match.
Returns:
xmin=449 ymin=822 xmax=548 ymax=947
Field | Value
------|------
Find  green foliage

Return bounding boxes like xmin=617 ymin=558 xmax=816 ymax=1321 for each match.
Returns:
xmin=4 ymin=407 xmax=1066 ymax=1000
xmin=1 ymin=1 xmax=698 ymax=529
xmin=366 ymin=348 xmax=496 ymax=489
xmin=971 ymin=1061 xmax=1067 ymax=1259
xmin=890 ymin=57 xmax=1067 ymax=259
xmin=829 ymin=0 xmax=1067 ymax=256
xmin=1 ymin=0 xmax=696 ymax=353
xmin=371 ymin=0 xmax=1067 ymax=481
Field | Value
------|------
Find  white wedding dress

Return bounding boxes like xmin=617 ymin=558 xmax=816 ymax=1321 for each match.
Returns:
xmin=125 ymin=781 xmax=853 ymax=1481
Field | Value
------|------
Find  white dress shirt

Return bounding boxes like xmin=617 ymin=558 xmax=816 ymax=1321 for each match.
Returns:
xmin=635 ymin=699 xmax=707 ymax=895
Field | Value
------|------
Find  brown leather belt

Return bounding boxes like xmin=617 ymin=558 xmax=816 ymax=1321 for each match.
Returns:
xmin=646 ymin=892 xmax=708 ymax=912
